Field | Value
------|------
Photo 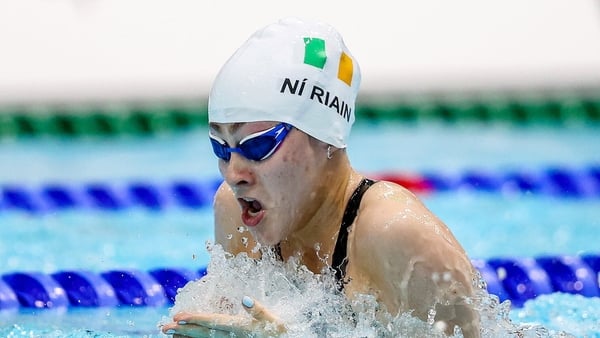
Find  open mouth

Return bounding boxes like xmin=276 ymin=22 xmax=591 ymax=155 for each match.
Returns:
xmin=238 ymin=197 xmax=265 ymax=227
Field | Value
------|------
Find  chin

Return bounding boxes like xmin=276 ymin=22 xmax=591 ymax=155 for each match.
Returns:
xmin=250 ymin=228 xmax=280 ymax=247
xmin=256 ymin=236 xmax=279 ymax=247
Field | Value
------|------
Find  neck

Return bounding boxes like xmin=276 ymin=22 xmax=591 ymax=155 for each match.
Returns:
xmin=279 ymin=151 xmax=363 ymax=272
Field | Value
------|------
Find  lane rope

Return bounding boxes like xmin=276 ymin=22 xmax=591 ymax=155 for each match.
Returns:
xmin=1 ymin=95 xmax=599 ymax=139
xmin=1 ymin=255 xmax=597 ymax=310
xmin=1 ymin=165 xmax=599 ymax=214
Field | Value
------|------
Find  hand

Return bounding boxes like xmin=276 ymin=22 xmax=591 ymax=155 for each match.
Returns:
xmin=161 ymin=296 xmax=286 ymax=337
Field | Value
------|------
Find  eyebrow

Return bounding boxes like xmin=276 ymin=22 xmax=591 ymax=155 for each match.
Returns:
xmin=208 ymin=122 xmax=244 ymax=134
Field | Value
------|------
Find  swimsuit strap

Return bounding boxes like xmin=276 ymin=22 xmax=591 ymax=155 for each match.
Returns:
xmin=331 ymin=178 xmax=376 ymax=287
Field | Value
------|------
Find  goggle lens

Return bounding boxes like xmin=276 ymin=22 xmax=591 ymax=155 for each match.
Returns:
xmin=209 ymin=123 xmax=291 ymax=161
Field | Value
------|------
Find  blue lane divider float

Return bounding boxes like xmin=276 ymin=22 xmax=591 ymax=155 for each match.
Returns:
xmin=149 ymin=268 xmax=201 ymax=303
xmin=421 ymin=164 xmax=600 ymax=198
xmin=486 ymin=257 xmax=554 ymax=308
xmin=0 ymin=279 xmax=19 ymax=310
xmin=52 ymin=270 xmax=119 ymax=307
xmin=2 ymin=272 xmax=70 ymax=309
xmin=101 ymin=270 xmax=167 ymax=307
xmin=1 ymin=164 xmax=599 ymax=214
xmin=536 ymin=256 xmax=599 ymax=297
xmin=0 ymin=254 xmax=598 ymax=310
xmin=0 ymin=178 xmax=224 ymax=213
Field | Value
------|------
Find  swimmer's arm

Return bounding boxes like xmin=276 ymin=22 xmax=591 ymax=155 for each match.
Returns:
xmin=213 ymin=182 xmax=259 ymax=257
xmin=350 ymin=183 xmax=480 ymax=337
xmin=164 ymin=184 xmax=276 ymax=336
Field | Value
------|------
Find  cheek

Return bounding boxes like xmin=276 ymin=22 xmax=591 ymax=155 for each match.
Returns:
xmin=279 ymin=131 xmax=319 ymax=174
xmin=280 ymin=151 xmax=311 ymax=178
xmin=262 ymin=134 xmax=317 ymax=195
xmin=261 ymin=154 xmax=308 ymax=201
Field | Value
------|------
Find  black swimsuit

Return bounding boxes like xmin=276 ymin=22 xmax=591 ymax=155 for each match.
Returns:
xmin=331 ymin=178 xmax=376 ymax=287
xmin=274 ymin=178 xmax=376 ymax=288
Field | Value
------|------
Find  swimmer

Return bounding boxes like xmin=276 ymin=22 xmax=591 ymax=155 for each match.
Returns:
xmin=162 ymin=17 xmax=480 ymax=337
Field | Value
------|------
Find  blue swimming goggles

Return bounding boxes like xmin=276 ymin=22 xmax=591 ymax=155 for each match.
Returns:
xmin=209 ymin=123 xmax=292 ymax=161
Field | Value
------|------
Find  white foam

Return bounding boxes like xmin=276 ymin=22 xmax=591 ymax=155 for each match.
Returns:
xmin=161 ymin=242 xmax=574 ymax=337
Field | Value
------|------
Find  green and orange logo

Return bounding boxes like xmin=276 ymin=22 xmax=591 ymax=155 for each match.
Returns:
xmin=303 ymin=37 xmax=354 ymax=86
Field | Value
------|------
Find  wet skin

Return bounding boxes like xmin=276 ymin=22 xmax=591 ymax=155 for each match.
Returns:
xmin=162 ymin=121 xmax=481 ymax=337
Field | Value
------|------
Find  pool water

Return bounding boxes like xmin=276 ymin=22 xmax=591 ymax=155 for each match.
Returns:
xmin=1 ymin=122 xmax=599 ymax=336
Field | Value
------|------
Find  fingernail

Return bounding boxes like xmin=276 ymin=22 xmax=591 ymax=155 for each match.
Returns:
xmin=178 ymin=320 xmax=187 ymax=325
xmin=242 ymin=295 xmax=254 ymax=308
xmin=165 ymin=329 xmax=175 ymax=334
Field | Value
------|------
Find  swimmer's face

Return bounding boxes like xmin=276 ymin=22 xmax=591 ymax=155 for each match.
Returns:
xmin=210 ymin=121 xmax=327 ymax=245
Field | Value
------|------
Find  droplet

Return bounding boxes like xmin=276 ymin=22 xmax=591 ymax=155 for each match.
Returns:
xmin=427 ymin=308 xmax=436 ymax=325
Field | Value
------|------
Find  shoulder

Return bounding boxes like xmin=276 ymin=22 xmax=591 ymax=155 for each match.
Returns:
xmin=348 ymin=180 xmax=479 ymax=333
xmin=213 ymin=182 xmax=259 ymax=256
xmin=214 ymin=181 xmax=236 ymax=212
xmin=356 ymin=180 xmax=438 ymax=237
xmin=351 ymin=180 xmax=471 ymax=273
xmin=213 ymin=181 xmax=239 ymax=228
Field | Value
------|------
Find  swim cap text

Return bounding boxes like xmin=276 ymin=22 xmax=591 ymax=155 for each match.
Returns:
xmin=279 ymin=78 xmax=352 ymax=122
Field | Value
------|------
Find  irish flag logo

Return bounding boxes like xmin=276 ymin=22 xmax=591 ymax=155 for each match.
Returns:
xmin=303 ymin=37 xmax=353 ymax=86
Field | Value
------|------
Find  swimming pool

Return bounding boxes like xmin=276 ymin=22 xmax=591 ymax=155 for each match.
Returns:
xmin=1 ymin=114 xmax=599 ymax=336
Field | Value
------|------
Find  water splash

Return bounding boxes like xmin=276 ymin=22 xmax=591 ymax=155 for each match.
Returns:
xmin=163 ymin=242 xmax=576 ymax=337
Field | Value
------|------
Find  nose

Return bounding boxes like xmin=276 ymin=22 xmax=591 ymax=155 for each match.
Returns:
xmin=220 ymin=153 xmax=255 ymax=188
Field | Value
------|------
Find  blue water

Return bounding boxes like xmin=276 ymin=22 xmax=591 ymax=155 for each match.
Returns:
xmin=1 ymin=122 xmax=600 ymax=336
xmin=1 ymin=194 xmax=599 ymax=275
xmin=2 ymin=123 xmax=598 ymax=185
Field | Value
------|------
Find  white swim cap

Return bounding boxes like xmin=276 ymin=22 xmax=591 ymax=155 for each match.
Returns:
xmin=208 ymin=17 xmax=361 ymax=148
